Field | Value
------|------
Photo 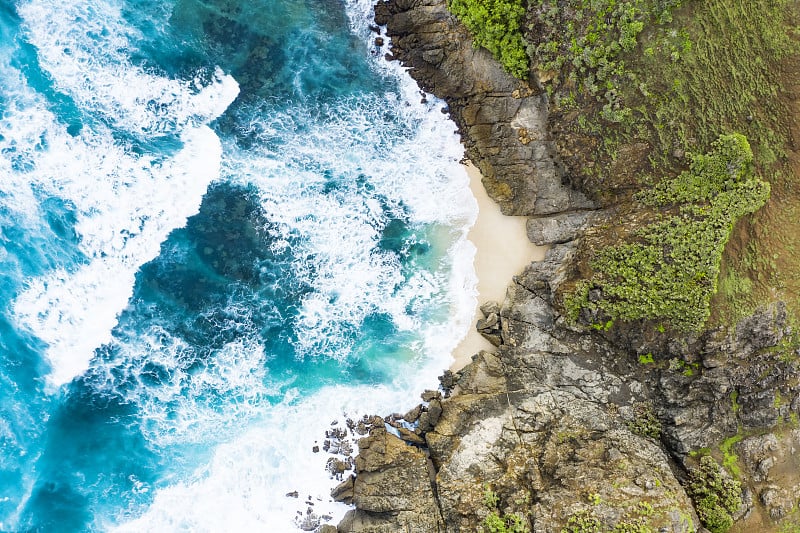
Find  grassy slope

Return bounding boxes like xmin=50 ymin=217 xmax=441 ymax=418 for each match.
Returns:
xmin=625 ymin=0 xmax=800 ymax=326
xmin=522 ymin=0 xmax=800 ymax=332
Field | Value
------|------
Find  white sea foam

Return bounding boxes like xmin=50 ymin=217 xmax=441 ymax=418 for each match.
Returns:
xmin=114 ymin=2 xmax=480 ymax=530
xmin=111 ymin=380 xmax=434 ymax=532
xmin=18 ymin=0 xmax=237 ymax=136
xmin=223 ymin=87 xmax=476 ymax=365
xmin=91 ymin=324 xmax=274 ymax=447
xmin=8 ymin=0 xmax=240 ymax=387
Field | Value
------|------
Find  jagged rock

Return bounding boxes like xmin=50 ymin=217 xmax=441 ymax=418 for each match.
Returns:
xmin=421 ymin=389 xmax=441 ymax=402
xmin=374 ymin=0 xmax=594 ymax=216
xmin=760 ymin=486 xmax=796 ymax=520
xmin=403 ymin=404 xmax=422 ymax=424
xmin=525 ymin=211 xmax=599 ymax=245
xmin=326 ymin=457 xmax=353 ymax=479
xmin=397 ymin=427 xmax=426 ymax=445
xmin=331 ymin=475 xmax=355 ymax=505
xmin=335 ymin=426 xmax=444 ymax=532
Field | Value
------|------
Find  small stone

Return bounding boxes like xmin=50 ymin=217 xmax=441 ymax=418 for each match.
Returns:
xmin=480 ymin=301 xmax=501 ymax=317
xmin=286 ymin=491 xmax=299 ymax=498
xmin=404 ymin=404 xmax=422 ymax=423
xmin=398 ymin=427 xmax=426 ymax=445
xmin=312 ymin=446 xmax=319 ymax=453
xmin=375 ymin=37 xmax=384 ymax=47
xmin=477 ymin=313 xmax=499 ymax=331
xmin=299 ymin=513 xmax=319 ymax=531
xmin=605 ymin=448 xmax=624 ymax=462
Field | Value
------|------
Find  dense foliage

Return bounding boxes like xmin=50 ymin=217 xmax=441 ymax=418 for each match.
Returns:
xmin=529 ymin=0 xmax=682 ymax=101
xmin=566 ymin=134 xmax=770 ymax=331
xmin=448 ymin=0 xmax=529 ymax=78
xmin=687 ymin=456 xmax=742 ymax=533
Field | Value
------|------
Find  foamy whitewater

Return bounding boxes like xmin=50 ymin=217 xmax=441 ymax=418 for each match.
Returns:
xmin=0 ymin=0 xmax=477 ymax=530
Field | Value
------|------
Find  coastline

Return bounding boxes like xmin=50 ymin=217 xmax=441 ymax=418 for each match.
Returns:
xmin=450 ymin=161 xmax=548 ymax=371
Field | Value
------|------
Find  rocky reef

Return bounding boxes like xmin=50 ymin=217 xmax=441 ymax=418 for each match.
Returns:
xmin=326 ymin=0 xmax=800 ymax=531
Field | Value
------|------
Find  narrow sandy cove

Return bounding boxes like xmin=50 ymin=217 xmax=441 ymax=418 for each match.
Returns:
xmin=451 ymin=161 xmax=549 ymax=371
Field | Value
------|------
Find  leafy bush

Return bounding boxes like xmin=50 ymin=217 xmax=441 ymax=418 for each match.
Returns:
xmin=562 ymin=510 xmax=601 ymax=533
xmin=482 ymin=486 xmax=529 ymax=533
xmin=687 ymin=456 xmax=742 ymax=533
xmin=449 ymin=0 xmax=530 ymax=78
xmin=565 ymin=134 xmax=770 ymax=331
xmin=528 ymin=0 xmax=683 ymax=99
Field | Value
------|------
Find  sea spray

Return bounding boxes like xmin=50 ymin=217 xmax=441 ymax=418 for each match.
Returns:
xmin=0 ymin=0 xmax=478 ymax=529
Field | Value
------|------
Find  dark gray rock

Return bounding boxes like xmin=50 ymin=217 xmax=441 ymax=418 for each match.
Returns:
xmin=526 ymin=211 xmax=601 ymax=245
xmin=334 ymin=427 xmax=444 ymax=531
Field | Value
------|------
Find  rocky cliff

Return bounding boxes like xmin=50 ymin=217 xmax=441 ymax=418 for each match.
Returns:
xmin=327 ymin=0 xmax=800 ymax=531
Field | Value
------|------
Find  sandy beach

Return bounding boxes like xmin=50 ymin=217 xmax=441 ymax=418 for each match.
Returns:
xmin=451 ymin=162 xmax=549 ymax=371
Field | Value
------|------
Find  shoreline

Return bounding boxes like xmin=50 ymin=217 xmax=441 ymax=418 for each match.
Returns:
xmin=450 ymin=161 xmax=548 ymax=371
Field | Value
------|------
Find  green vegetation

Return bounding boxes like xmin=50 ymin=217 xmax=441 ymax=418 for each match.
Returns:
xmin=448 ymin=0 xmax=529 ymax=78
xmin=637 ymin=353 xmax=654 ymax=364
xmin=528 ymin=0 xmax=681 ymax=103
xmin=730 ymin=391 xmax=740 ymax=414
xmin=482 ymin=486 xmax=529 ymax=533
xmin=611 ymin=521 xmax=651 ymax=533
xmin=687 ymin=456 xmax=742 ymax=533
xmin=669 ymin=358 xmax=699 ymax=377
xmin=562 ymin=510 xmax=601 ymax=533
xmin=448 ymin=0 xmax=800 ymax=328
xmin=719 ymin=434 xmax=743 ymax=478
xmin=563 ymin=501 xmax=659 ymax=532
xmin=566 ymin=134 xmax=770 ymax=331
xmin=626 ymin=402 xmax=661 ymax=439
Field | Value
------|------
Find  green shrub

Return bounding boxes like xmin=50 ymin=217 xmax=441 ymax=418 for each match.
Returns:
xmin=528 ymin=0 xmax=683 ymax=100
xmin=449 ymin=0 xmax=530 ymax=78
xmin=565 ymin=134 xmax=770 ymax=331
xmin=562 ymin=510 xmax=601 ymax=533
xmin=687 ymin=455 xmax=742 ymax=533
xmin=627 ymin=402 xmax=661 ymax=439
xmin=482 ymin=486 xmax=529 ymax=533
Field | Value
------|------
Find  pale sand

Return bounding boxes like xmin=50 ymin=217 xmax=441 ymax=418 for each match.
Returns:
xmin=450 ymin=162 xmax=549 ymax=370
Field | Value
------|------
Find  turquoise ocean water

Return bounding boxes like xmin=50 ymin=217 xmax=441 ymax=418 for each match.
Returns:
xmin=0 ymin=0 xmax=477 ymax=529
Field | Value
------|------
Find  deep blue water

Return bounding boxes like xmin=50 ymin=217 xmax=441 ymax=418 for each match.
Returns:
xmin=0 ymin=0 xmax=475 ymax=529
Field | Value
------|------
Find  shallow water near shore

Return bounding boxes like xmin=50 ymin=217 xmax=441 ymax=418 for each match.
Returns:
xmin=0 ymin=0 xmax=477 ymax=529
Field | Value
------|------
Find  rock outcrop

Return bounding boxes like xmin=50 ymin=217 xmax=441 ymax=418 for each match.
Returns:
xmin=336 ymin=426 xmax=444 ymax=532
xmin=327 ymin=0 xmax=800 ymax=531
xmin=375 ymin=0 xmax=593 ymax=218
